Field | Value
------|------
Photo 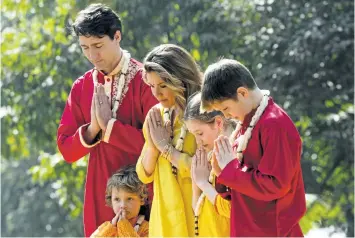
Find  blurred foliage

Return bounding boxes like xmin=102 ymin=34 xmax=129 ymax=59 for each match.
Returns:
xmin=1 ymin=0 xmax=353 ymax=236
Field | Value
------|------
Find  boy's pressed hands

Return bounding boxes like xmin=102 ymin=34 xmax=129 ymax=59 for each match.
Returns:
xmin=214 ymin=135 xmax=235 ymax=171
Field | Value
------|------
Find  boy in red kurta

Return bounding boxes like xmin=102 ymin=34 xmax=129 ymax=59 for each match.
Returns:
xmin=56 ymin=4 xmax=157 ymax=237
xmin=200 ymin=59 xmax=306 ymax=237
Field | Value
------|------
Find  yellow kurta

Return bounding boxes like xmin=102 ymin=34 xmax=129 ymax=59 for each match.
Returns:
xmin=90 ymin=219 xmax=149 ymax=237
xmin=196 ymin=172 xmax=231 ymax=237
xmin=136 ymin=107 xmax=197 ymax=237
xmin=197 ymin=194 xmax=231 ymax=237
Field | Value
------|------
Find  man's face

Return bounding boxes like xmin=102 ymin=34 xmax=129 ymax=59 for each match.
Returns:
xmin=79 ymin=31 xmax=121 ymax=73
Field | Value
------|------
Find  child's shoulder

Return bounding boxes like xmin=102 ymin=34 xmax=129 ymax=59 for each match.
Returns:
xmin=261 ymin=99 xmax=294 ymax=126
xmin=259 ymin=100 xmax=301 ymax=140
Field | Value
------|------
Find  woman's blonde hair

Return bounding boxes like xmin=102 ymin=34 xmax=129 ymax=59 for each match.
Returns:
xmin=105 ymin=164 xmax=147 ymax=207
xmin=143 ymin=44 xmax=202 ymax=115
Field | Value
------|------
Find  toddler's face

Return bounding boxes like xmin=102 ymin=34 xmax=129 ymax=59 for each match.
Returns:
xmin=111 ymin=188 xmax=144 ymax=220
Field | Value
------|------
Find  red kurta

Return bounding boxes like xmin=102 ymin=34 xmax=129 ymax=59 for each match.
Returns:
xmin=57 ymin=58 xmax=157 ymax=237
xmin=218 ymin=98 xmax=306 ymax=237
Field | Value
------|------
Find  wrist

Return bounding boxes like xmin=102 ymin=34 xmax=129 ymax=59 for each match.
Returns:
xmin=193 ymin=188 xmax=203 ymax=202
xmin=102 ymin=118 xmax=111 ymax=132
xmin=88 ymin=124 xmax=100 ymax=135
xmin=192 ymin=182 xmax=202 ymax=192
xmin=220 ymin=159 xmax=233 ymax=171
xmin=147 ymin=147 xmax=160 ymax=156
xmin=84 ymin=125 xmax=101 ymax=144
xmin=156 ymin=139 xmax=168 ymax=152
xmin=161 ymin=143 xmax=173 ymax=160
xmin=214 ymin=169 xmax=222 ymax=177
xmin=196 ymin=180 xmax=211 ymax=190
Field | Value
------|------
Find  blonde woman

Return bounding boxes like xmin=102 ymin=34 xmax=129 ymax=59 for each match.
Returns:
xmin=136 ymin=44 xmax=201 ymax=237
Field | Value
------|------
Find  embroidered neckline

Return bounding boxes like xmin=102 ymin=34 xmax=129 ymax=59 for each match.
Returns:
xmin=92 ymin=50 xmax=136 ymax=119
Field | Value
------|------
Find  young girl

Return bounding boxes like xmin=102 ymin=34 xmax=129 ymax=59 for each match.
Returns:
xmin=90 ymin=165 xmax=149 ymax=237
xmin=184 ymin=92 xmax=234 ymax=236
xmin=136 ymin=44 xmax=201 ymax=237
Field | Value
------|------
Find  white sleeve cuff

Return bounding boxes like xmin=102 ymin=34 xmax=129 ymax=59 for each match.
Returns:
xmin=103 ymin=119 xmax=116 ymax=143
xmin=79 ymin=124 xmax=101 ymax=148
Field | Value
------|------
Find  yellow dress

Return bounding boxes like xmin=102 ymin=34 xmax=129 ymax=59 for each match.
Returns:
xmin=197 ymin=174 xmax=231 ymax=237
xmin=136 ymin=107 xmax=197 ymax=237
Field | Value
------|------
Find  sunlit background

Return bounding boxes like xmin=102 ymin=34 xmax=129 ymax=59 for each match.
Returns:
xmin=1 ymin=0 xmax=354 ymax=237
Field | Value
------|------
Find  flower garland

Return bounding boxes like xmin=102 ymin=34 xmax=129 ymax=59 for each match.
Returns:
xmin=162 ymin=107 xmax=187 ymax=176
xmin=230 ymin=90 xmax=270 ymax=162
xmin=92 ymin=50 xmax=131 ymax=119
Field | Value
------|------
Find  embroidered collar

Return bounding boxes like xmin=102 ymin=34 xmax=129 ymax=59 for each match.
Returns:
xmin=92 ymin=50 xmax=132 ymax=119
xmin=230 ymin=90 xmax=270 ymax=161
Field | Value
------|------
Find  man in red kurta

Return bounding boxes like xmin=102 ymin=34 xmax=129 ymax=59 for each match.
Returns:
xmin=57 ymin=4 xmax=157 ymax=237
xmin=201 ymin=59 xmax=306 ymax=237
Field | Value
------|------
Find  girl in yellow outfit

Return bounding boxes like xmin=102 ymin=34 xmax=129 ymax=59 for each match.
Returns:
xmin=184 ymin=92 xmax=235 ymax=236
xmin=136 ymin=44 xmax=201 ymax=237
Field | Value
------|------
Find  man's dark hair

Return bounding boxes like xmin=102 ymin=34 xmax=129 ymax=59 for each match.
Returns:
xmin=201 ymin=59 xmax=258 ymax=110
xmin=72 ymin=3 xmax=122 ymax=39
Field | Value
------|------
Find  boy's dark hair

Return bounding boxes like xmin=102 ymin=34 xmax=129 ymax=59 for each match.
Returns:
xmin=201 ymin=59 xmax=258 ymax=111
xmin=72 ymin=3 xmax=122 ymax=39
xmin=105 ymin=164 xmax=147 ymax=207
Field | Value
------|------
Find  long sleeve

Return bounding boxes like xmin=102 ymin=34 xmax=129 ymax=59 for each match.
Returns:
xmin=116 ymin=219 xmax=139 ymax=237
xmin=137 ymin=133 xmax=194 ymax=182
xmin=102 ymin=119 xmax=145 ymax=155
xmin=57 ymin=79 xmax=100 ymax=163
xmin=214 ymin=195 xmax=231 ymax=218
xmin=176 ymin=126 xmax=196 ymax=179
xmin=177 ymin=152 xmax=192 ymax=178
xmin=90 ymin=221 xmax=117 ymax=237
xmin=218 ymin=121 xmax=302 ymax=201
xmin=116 ymin=219 xmax=149 ymax=237
xmin=101 ymin=72 xmax=157 ymax=155
xmin=136 ymin=143 xmax=155 ymax=184
xmin=136 ymin=121 xmax=155 ymax=184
